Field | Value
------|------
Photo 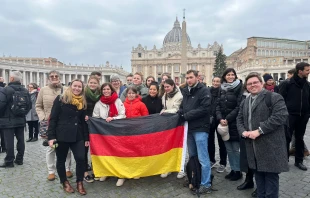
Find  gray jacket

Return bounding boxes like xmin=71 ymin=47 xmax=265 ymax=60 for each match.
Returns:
xmin=120 ymin=84 xmax=149 ymax=102
xmin=237 ymin=89 xmax=289 ymax=173
xmin=26 ymin=91 xmax=39 ymax=121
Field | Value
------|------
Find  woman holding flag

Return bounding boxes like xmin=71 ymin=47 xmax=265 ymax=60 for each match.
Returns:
xmin=92 ymin=82 xmax=126 ymax=186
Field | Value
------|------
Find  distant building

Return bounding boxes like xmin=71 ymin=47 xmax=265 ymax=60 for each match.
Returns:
xmin=131 ymin=16 xmax=222 ymax=85
xmin=227 ymin=37 xmax=310 ymax=81
xmin=0 ymin=56 xmax=129 ymax=87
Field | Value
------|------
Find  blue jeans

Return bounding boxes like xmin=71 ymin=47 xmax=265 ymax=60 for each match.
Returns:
xmin=187 ymin=132 xmax=211 ymax=187
xmin=255 ymin=171 xmax=279 ymax=198
xmin=224 ymin=141 xmax=240 ymax=171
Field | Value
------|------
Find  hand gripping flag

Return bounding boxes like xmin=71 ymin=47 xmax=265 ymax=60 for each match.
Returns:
xmin=88 ymin=113 xmax=188 ymax=178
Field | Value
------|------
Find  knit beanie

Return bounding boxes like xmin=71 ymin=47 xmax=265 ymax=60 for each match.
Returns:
xmin=263 ymin=74 xmax=273 ymax=82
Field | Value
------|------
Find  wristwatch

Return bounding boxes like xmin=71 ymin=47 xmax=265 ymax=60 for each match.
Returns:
xmin=258 ymin=127 xmax=264 ymax=135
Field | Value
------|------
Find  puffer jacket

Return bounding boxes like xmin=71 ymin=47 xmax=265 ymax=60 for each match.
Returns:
xmin=123 ymin=96 xmax=149 ymax=118
xmin=162 ymin=90 xmax=183 ymax=113
xmin=216 ymin=82 xmax=243 ymax=141
xmin=35 ymin=84 xmax=66 ymax=121
xmin=26 ymin=90 xmax=39 ymax=121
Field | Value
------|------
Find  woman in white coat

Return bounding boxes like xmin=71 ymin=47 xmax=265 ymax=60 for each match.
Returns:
xmin=92 ymin=82 xmax=126 ymax=186
xmin=160 ymin=78 xmax=184 ymax=179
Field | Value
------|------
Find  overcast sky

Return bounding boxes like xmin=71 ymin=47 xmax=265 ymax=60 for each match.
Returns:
xmin=0 ymin=0 xmax=309 ymax=72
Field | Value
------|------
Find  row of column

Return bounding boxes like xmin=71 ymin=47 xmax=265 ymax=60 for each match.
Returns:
xmin=0 ymin=69 xmax=96 ymax=87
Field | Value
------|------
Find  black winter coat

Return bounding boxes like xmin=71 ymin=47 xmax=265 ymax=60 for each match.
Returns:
xmin=0 ymin=82 xmax=31 ymax=129
xmin=216 ymin=82 xmax=243 ymax=141
xmin=279 ymin=75 xmax=310 ymax=116
xmin=85 ymin=95 xmax=99 ymax=117
xmin=179 ymin=83 xmax=211 ymax=133
xmin=47 ymin=96 xmax=89 ymax=142
xmin=142 ymin=95 xmax=163 ymax=114
xmin=0 ymin=82 xmax=6 ymax=87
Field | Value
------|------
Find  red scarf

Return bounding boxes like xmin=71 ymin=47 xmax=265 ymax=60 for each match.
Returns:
xmin=265 ymin=84 xmax=275 ymax=92
xmin=100 ymin=92 xmax=119 ymax=117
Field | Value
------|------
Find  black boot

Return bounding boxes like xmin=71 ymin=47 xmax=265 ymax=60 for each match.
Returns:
xmin=0 ymin=162 xmax=14 ymax=168
xmin=225 ymin=170 xmax=235 ymax=179
xmin=230 ymin=171 xmax=243 ymax=181
xmin=237 ymin=178 xmax=254 ymax=190
xmin=251 ymin=188 xmax=257 ymax=197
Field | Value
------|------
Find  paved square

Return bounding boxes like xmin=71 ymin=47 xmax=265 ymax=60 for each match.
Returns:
xmin=1 ymin=124 xmax=310 ymax=198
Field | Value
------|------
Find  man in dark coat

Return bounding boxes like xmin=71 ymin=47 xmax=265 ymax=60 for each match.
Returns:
xmin=0 ymin=86 xmax=6 ymax=153
xmin=279 ymin=62 xmax=310 ymax=171
xmin=237 ymin=72 xmax=289 ymax=198
xmin=0 ymin=77 xmax=6 ymax=87
xmin=0 ymin=71 xmax=31 ymax=168
xmin=179 ymin=70 xmax=212 ymax=194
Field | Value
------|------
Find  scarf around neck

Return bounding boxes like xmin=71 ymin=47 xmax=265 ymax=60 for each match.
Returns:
xmin=85 ymin=86 xmax=100 ymax=102
xmin=100 ymin=92 xmax=119 ymax=117
xmin=221 ymin=79 xmax=240 ymax=91
xmin=166 ymin=87 xmax=179 ymax=99
xmin=71 ymin=95 xmax=84 ymax=110
xmin=264 ymin=84 xmax=275 ymax=92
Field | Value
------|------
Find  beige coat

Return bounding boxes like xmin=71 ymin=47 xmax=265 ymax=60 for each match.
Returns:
xmin=92 ymin=99 xmax=126 ymax=119
xmin=35 ymin=84 xmax=66 ymax=121
xmin=161 ymin=91 xmax=183 ymax=113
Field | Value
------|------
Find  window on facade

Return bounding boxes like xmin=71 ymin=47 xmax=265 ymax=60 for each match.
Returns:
xmin=257 ymin=40 xmax=261 ymax=47
xmin=137 ymin=65 xmax=142 ymax=72
xmin=168 ymin=65 xmax=172 ymax=72
xmin=149 ymin=54 xmax=152 ymax=57
xmin=257 ymin=49 xmax=261 ymax=56
xmin=192 ymin=64 xmax=197 ymax=70
xmin=138 ymin=53 xmax=142 ymax=58
xmin=168 ymin=54 xmax=171 ymax=57
xmin=202 ymin=53 xmax=205 ymax=56
xmin=266 ymin=50 xmax=269 ymax=56
xmin=174 ymin=64 xmax=180 ymax=72
xmin=157 ymin=65 xmax=162 ymax=73
xmin=270 ymin=50 xmax=274 ymax=56
xmin=213 ymin=51 xmax=218 ymax=56
xmin=262 ymin=50 xmax=265 ymax=56
xmin=158 ymin=53 xmax=162 ymax=57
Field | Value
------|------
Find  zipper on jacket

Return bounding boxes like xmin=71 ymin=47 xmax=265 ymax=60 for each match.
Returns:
xmin=300 ymin=89 xmax=303 ymax=116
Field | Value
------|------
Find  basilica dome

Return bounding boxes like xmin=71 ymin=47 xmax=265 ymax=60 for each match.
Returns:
xmin=163 ymin=18 xmax=191 ymax=45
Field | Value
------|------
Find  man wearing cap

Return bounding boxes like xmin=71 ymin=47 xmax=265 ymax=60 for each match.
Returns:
xmin=237 ymin=72 xmax=288 ymax=198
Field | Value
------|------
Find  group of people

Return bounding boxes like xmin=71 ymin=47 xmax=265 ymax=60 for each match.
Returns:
xmin=0 ymin=62 xmax=310 ymax=197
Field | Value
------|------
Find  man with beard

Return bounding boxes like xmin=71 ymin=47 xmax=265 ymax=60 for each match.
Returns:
xmin=279 ymin=62 xmax=310 ymax=171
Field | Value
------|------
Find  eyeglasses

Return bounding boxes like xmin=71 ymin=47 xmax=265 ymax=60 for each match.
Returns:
xmin=246 ymin=81 xmax=260 ymax=86
xmin=49 ymin=75 xmax=59 ymax=78
xmin=111 ymin=80 xmax=119 ymax=83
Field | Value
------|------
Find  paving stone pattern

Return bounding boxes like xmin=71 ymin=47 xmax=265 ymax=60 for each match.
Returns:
xmin=1 ymin=123 xmax=310 ymax=198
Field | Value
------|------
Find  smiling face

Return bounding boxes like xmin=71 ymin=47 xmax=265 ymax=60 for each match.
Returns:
xmin=225 ymin=72 xmax=236 ymax=83
xmin=71 ymin=81 xmax=83 ymax=96
xmin=161 ymin=75 xmax=169 ymax=85
xmin=146 ymin=77 xmax=154 ymax=87
xmin=133 ymin=74 xmax=142 ymax=85
xmin=212 ymin=77 xmax=221 ymax=88
xmin=149 ymin=85 xmax=158 ymax=97
xmin=246 ymin=77 xmax=263 ymax=95
xmin=127 ymin=89 xmax=137 ymax=101
xmin=164 ymin=83 xmax=174 ymax=94
xmin=111 ymin=79 xmax=120 ymax=89
xmin=88 ymin=79 xmax=99 ymax=91
xmin=49 ymin=72 xmax=60 ymax=85
xmin=102 ymin=85 xmax=112 ymax=97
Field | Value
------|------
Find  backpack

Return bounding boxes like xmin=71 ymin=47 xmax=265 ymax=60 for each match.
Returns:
xmin=8 ymin=87 xmax=32 ymax=117
xmin=186 ymin=156 xmax=201 ymax=192
xmin=186 ymin=156 xmax=215 ymax=197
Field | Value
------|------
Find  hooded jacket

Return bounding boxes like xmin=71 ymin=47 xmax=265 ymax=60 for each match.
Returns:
xmin=123 ymin=96 xmax=149 ymax=118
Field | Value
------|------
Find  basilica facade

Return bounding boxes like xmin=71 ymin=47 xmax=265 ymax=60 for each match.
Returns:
xmin=131 ymin=17 xmax=222 ymax=85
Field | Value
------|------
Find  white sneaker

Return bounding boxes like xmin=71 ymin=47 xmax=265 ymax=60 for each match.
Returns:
xmin=94 ymin=177 xmax=100 ymax=181
xmin=133 ymin=177 xmax=140 ymax=179
xmin=216 ymin=164 xmax=226 ymax=173
xmin=160 ymin=172 xmax=171 ymax=178
xmin=211 ymin=162 xmax=217 ymax=169
xmin=99 ymin=176 xmax=107 ymax=181
xmin=116 ymin=178 xmax=125 ymax=186
xmin=177 ymin=172 xmax=186 ymax=179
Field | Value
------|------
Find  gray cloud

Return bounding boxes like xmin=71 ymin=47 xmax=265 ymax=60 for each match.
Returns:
xmin=0 ymin=0 xmax=309 ymax=72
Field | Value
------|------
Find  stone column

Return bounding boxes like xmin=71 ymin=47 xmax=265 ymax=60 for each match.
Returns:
xmin=23 ymin=71 xmax=26 ymax=85
xmin=69 ymin=74 xmax=72 ymax=83
xmin=30 ymin=71 xmax=33 ymax=83
xmin=1 ymin=69 xmax=4 ymax=78
xmin=36 ymin=72 xmax=39 ymax=85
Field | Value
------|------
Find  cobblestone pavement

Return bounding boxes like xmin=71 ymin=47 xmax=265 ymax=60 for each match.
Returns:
xmin=1 ymin=124 xmax=310 ymax=198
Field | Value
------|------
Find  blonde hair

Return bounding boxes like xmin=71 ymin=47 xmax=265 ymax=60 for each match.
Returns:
xmin=62 ymin=79 xmax=87 ymax=110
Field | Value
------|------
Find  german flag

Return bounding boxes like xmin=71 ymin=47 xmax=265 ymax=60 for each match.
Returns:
xmin=88 ymin=113 xmax=187 ymax=178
